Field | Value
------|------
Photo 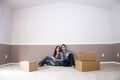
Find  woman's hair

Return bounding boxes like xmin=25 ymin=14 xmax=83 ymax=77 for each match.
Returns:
xmin=53 ymin=46 xmax=61 ymax=57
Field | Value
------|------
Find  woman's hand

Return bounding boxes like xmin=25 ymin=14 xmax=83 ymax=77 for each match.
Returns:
xmin=51 ymin=56 xmax=57 ymax=61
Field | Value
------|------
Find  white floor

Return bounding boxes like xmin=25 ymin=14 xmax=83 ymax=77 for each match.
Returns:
xmin=0 ymin=63 xmax=120 ymax=80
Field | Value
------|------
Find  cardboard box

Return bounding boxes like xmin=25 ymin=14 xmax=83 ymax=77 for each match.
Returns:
xmin=77 ymin=52 xmax=96 ymax=61
xmin=75 ymin=60 xmax=100 ymax=72
xmin=20 ymin=60 xmax=37 ymax=72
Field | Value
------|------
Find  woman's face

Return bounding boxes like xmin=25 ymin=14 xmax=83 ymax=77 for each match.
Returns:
xmin=61 ymin=46 xmax=66 ymax=51
xmin=56 ymin=47 xmax=60 ymax=52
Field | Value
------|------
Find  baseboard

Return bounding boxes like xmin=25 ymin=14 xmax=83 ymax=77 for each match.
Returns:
xmin=0 ymin=61 xmax=120 ymax=67
xmin=112 ymin=61 xmax=120 ymax=65
xmin=100 ymin=61 xmax=120 ymax=65
xmin=0 ymin=63 xmax=19 ymax=67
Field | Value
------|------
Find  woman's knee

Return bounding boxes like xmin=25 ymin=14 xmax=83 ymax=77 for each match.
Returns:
xmin=45 ymin=56 xmax=50 ymax=59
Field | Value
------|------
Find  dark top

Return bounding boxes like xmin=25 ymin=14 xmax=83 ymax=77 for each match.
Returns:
xmin=53 ymin=52 xmax=63 ymax=66
xmin=54 ymin=52 xmax=63 ymax=61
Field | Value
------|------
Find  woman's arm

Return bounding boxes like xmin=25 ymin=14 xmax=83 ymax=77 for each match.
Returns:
xmin=51 ymin=56 xmax=56 ymax=61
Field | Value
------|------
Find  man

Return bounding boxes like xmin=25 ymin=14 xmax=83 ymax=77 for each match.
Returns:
xmin=61 ymin=44 xmax=75 ymax=67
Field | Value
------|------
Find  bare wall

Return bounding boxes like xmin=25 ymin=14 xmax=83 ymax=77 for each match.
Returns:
xmin=0 ymin=44 xmax=11 ymax=65
xmin=11 ymin=3 xmax=113 ymax=45
xmin=113 ymin=43 xmax=120 ymax=62
xmin=0 ymin=2 xmax=12 ymax=65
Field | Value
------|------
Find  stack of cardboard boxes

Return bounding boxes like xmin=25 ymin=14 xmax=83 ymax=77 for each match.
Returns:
xmin=75 ymin=52 xmax=100 ymax=72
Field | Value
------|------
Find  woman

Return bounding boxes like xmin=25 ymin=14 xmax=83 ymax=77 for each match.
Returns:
xmin=38 ymin=46 xmax=63 ymax=67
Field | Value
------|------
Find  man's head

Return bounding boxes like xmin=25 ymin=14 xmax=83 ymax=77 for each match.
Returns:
xmin=61 ymin=44 xmax=67 ymax=51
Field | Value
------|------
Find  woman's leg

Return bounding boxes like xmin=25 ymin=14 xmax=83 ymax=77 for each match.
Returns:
xmin=38 ymin=56 xmax=56 ymax=67
xmin=38 ymin=56 xmax=50 ymax=67
xmin=46 ymin=57 xmax=56 ymax=66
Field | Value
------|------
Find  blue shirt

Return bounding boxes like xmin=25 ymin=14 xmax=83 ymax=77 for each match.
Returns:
xmin=62 ymin=50 xmax=69 ymax=60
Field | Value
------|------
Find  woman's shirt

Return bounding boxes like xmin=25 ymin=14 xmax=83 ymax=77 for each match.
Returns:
xmin=54 ymin=52 xmax=63 ymax=61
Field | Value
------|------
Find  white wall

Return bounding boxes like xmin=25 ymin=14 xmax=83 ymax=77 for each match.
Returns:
xmin=111 ymin=3 xmax=120 ymax=43
xmin=11 ymin=3 xmax=113 ymax=45
xmin=0 ymin=3 xmax=12 ymax=44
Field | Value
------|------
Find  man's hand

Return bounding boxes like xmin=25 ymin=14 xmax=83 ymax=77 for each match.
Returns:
xmin=66 ymin=52 xmax=71 ymax=58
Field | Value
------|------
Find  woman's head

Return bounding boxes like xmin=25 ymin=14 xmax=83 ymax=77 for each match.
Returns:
xmin=55 ymin=46 xmax=61 ymax=52
xmin=61 ymin=44 xmax=66 ymax=51
xmin=53 ymin=46 xmax=61 ymax=57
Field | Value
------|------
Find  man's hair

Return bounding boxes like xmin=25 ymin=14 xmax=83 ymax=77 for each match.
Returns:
xmin=61 ymin=44 xmax=66 ymax=48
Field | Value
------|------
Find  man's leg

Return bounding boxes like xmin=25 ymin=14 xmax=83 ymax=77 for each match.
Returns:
xmin=69 ymin=54 xmax=75 ymax=66
xmin=63 ymin=54 xmax=75 ymax=67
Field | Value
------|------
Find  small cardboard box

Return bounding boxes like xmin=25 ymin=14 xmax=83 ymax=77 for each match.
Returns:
xmin=75 ymin=60 xmax=100 ymax=72
xmin=20 ymin=60 xmax=37 ymax=72
xmin=77 ymin=52 xmax=96 ymax=61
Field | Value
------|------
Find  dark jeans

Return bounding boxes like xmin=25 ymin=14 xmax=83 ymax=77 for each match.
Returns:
xmin=63 ymin=53 xmax=75 ymax=67
xmin=38 ymin=56 xmax=56 ymax=67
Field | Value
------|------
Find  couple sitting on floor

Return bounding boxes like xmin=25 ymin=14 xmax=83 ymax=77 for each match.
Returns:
xmin=38 ymin=44 xmax=75 ymax=67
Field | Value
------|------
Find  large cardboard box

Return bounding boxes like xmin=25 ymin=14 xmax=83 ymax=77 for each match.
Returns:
xmin=77 ymin=52 xmax=96 ymax=61
xmin=75 ymin=60 xmax=100 ymax=72
xmin=20 ymin=60 xmax=37 ymax=72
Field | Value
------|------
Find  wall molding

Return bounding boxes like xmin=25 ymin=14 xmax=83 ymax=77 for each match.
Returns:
xmin=10 ymin=42 xmax=115 ymax=45
xmin=0 ymin=42 xmax=119 ymax=45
